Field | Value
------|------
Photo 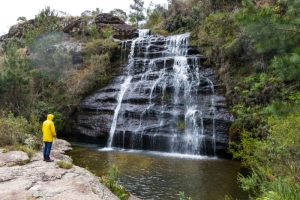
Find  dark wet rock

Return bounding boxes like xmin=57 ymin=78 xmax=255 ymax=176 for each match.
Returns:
xmin=73 ymin=32 xmax=233 ymax=157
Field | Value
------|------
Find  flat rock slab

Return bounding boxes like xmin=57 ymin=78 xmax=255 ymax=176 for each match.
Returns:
xmin=0 ymin=151 xmax=29 ymax=167
xmin=0 ymin=139 xmax=119 ymax=200
xmin=0 ymin=161 xmax=119 ymax=200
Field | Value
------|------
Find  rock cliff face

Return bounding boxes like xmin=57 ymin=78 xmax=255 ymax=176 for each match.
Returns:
xmin=73 ymin=30 xmax=234 ymax=157
xmin=0 ymin=13 xmax=136 ymax=44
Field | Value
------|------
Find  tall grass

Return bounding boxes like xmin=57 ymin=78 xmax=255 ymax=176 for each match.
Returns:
xmin=257 ymin=178 xmax=300 ymax=200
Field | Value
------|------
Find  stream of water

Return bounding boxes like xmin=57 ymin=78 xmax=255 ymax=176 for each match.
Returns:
xmin=67 ymin=145 xmax=248 ymax=200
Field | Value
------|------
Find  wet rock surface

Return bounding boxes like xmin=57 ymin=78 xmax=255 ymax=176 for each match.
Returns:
xmin=0 ymin=139 xmax=119 ymax=200
xmin=74 ymin=32 xmax=234 ymax=157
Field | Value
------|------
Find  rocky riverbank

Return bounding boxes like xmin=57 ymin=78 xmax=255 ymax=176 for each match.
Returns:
xmin=0 ymin=139 xmax=137 ymax=200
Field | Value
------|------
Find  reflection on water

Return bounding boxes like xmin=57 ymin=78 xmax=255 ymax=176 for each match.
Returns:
xmin=67 ymin=145 xmax=248 ymax=200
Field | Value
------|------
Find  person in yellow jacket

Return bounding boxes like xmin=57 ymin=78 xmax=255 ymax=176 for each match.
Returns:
xmin=42 ymin=114 xmax=57 ymax=162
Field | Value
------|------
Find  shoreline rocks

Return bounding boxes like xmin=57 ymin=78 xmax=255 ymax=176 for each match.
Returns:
xmin=0 ymin=139 xmax=119 ymax=200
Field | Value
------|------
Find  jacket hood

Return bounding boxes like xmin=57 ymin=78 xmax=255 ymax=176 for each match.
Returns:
xmin=47 ymin=114 xmax=54 ymax=121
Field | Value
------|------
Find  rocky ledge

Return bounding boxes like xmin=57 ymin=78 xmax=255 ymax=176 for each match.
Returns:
xmin=0 ymin=139 xmax=137 ymax=200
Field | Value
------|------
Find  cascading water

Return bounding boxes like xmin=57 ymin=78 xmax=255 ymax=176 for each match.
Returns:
xmin=107 ymin=76 xmax=132 ymax=147
xmin=107 ymin=30 xmax=149 ymax=148
xmin=75 ymin=30 xmax=233 ymax=156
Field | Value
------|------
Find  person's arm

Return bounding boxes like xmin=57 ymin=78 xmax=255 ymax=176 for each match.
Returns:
xmin=51 ymin=122 xmax=57 ymax=138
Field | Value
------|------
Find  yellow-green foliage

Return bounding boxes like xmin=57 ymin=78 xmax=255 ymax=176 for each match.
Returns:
xmin=100 ymin=164 xmax=129 ymax=200
xmin=229 ymin=113 xmax=300 ymax=198
xmin=0 ymin=113 xmax=28 ymax=146
xmin=68 ymin=38 xmax=120 ymax=96
xmin=151 ymin=29 xmax=168 ymax=37
xmin=191 ymin=12 xmax=238 ymax=66
xmin=57 ymin=160 xmax=73 ymax=169
xmin=83 ymin=38 xmax=119 ymax=58
xmin=17 ymin=145 xmax=35 ymax=159
xmin=69 ymin=53 xmax=111 ymax=97
xmin=22 ymin=6 xmax=62 ymax=47
xmin=0 ymin=112 xmax=42 ymax=149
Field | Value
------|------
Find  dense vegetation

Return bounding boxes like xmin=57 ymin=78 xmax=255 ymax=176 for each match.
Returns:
xmin=1 ymin=0 xmax=300 ymax=199
xmin=142 ymin=0 xmax=300 ymax=199
xmin=0 ymin=7 xmax=119 ymax=151
xmin=100 ymin=164 xmax=130 ymax=200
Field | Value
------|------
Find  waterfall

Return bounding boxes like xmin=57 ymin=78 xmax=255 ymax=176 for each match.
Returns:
xmin=76 ymin=30 xmax=233 ymax=156
xmin=107 ymin=30 xmax=150 ymax=148
xmin=107 ymin=76 xmax=132 ymax=147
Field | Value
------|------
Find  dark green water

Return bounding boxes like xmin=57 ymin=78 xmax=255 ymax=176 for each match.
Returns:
xmin=67 ymin=145 xmax=248 ymax=200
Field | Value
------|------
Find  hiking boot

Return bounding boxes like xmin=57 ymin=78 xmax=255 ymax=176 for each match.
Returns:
xmin=46 ymin=159 xmax=54 ymax=162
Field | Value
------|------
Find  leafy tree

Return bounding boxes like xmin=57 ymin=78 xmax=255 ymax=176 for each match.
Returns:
xmin=128 ymin=15 xmax=136 ymax=26
xmin=22 ymin=6 xmax=62 ymax=48
xmin=102 ymin=25 xmax=113 ymax=39
xmin=0 ymin=41 xmax=31 ymax=115
xmin=129 ymin=0 xmax=146 ymax=27
xmin=81 ymin=10 xmax=92 ymax=17
xmin=92 ymin=8 xmax=102 ymax=16
xmin=235 ymin=0 xmax=300 ymax=55
xmin=110 ymin=8 xmax=128 ymax=22
xmin=17 ymin=16 xmax=27 ymax=22
xmin=145 ymin=3 xmax=166 ymax=29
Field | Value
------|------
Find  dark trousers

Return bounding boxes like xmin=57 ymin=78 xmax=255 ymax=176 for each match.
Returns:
xmin=43 ymin=142 xmax=53 ymax=160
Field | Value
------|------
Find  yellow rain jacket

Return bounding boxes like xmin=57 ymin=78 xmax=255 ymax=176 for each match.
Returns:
xmin=42 ymin=114 xmax=57 ymax=142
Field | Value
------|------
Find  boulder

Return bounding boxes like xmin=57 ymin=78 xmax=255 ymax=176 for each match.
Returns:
xmin=0 ymin=151 xmax=29 ymax=167
xmin=96 ymin=23 xmax=138 ymax=40
xmin=95 ymin=13 xmax=125 ymax=24
xmin=62 ymin=18 xmax=84 ymax=33
xmin=4 ymin=19 xmax=35 ymax=39
xmin=60 ymin=14 xmax=136 ymax=39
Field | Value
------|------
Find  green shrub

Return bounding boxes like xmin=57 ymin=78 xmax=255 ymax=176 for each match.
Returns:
xmin=229 ymin=112 xmax=300 ymax=197
xmin=179 ymin=191 xmax=192 ymax=200
xmin=102 ymin=25 xmax=113 ymax=39
xmin=100 ymin=164 xmax=129 ymax=200
xmin=57 ymin=160 xmax=73 ymax=169
xmin=83 ymin=38 xmax=119 ymax=58
xmin=22 ymin=6 xmax=62 ymax=47
xmin=257 ymin=178 xmax=300 ymax=200
xmin=0 ymin=114 xmax=28 ymax=146
xmin=152 ymin=29 xmax=168 ymax=37
xmin=17 ymin=145 xmax=35 ymax=159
